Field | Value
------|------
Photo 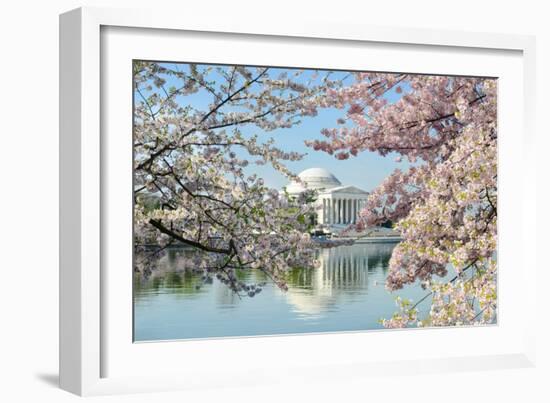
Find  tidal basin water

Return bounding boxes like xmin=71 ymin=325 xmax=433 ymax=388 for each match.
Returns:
xmin=134 ymin=242 xmax=442 ymax=341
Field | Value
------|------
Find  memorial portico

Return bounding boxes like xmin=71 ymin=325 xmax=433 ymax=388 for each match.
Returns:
xmin=284 ymin=168 xmax=369 ymax=229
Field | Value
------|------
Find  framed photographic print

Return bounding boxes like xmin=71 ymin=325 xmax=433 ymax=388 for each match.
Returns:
xmin=60 ymin=6 xmax=537 ymax=396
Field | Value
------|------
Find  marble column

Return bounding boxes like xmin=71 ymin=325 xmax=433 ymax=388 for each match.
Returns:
xmin=344 ymin=199 xmax=348 ymax=223
xmin=342 ymin=199 xmax=346 ymax=224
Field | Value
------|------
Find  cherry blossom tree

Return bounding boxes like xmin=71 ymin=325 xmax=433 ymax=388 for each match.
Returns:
xmin=133 ymin=62 xmax=340 ymax=295
xmin=308 ymin=73 xmax=497 ymax=327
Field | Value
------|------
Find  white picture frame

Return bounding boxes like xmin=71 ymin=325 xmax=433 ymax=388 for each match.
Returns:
xmin=59 ymin=6 xmax=537 ymax=396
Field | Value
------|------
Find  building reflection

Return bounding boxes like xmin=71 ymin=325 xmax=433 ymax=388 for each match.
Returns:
xmin=284 ymin=243 xmax=395 ymax=315
xmin=134 ymin=242 xmax=397 ymax=316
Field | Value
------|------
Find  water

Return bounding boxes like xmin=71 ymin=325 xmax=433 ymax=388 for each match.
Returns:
xmin=134 ymin=242 xmax=447 ymax=341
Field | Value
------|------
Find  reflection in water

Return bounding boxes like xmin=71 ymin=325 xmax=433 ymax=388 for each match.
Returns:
xmin=284 ymin=244 xmax=392 ymax=316
xmin=134 ymin=242 xmax=441 ymax=341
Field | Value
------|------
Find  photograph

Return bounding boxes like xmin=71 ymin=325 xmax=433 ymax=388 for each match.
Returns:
xmin=1 ymin=0 xmax=546 ymax=401
xmin=132 ymin=61 xmax=498 ymax=342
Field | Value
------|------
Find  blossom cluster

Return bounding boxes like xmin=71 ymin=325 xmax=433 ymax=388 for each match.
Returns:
xmin=312 ymin=73 xmax=498 ymax=327
xmin=133 ymin=62 xmax=340 ymax=295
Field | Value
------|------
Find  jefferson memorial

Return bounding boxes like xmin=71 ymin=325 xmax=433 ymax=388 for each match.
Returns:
xmin=285 ymin=168 xmax=369 ymax=229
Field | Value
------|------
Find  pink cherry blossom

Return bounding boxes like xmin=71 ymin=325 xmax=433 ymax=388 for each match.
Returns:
xmin=133 ymin=62 xmax=343 ymax=295
xmin=311 ymin=73 xmax=497 ymax=327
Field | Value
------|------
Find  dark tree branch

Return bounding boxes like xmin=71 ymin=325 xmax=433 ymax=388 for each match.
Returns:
xmin=149 ymin=219 xmax=231 ymax=255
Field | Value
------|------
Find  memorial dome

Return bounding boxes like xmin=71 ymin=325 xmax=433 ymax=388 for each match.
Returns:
xmin=286 ymin=168 xmax=342 ymax=195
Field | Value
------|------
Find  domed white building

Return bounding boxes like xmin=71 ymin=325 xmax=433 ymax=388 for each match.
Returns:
xmin=285 ymin=168 xmax=342 ymax=194
xmin=285 ymin=168 xmax=369 ymax=228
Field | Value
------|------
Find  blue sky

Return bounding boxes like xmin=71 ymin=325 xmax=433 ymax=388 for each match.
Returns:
xmin=237 ymin=109 xmax=407 ymax=192
xmin=136 ymin=62 xmax=411 ymax=193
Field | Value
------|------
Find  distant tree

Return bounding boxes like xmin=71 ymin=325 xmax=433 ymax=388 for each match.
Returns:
xmin=380 ymin=220 xmax=393 ymax=229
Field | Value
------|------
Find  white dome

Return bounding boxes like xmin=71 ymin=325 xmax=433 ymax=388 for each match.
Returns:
xmin=286 ymin=168 xmax=341 ymax=194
